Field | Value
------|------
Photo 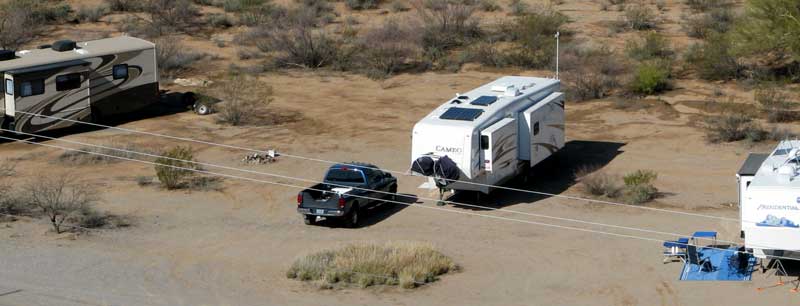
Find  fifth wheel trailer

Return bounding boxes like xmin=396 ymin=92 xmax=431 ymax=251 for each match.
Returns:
xmin=0 ymin=36 xmax=159 ymax=134
xmin=738 ymin=140 xmax=800 ymax=260
xmin=410 ymin=76 xmax=565 ymax=194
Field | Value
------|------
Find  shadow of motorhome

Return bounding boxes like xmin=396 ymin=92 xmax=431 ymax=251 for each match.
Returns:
xmin=448 ymin=140 xmax=626 ymax=210
xmin=314 ymin=193 xmax=417 ymax=228
xmin=0 ymin=91 xmax=196 ymax=144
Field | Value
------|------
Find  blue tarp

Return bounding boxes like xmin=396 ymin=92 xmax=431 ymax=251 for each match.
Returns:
xmin=680 ymin=246 xmax=757 ymax=281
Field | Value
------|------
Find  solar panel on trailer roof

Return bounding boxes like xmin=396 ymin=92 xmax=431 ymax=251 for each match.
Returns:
xmin=470 ymin=95 xmax=498 ymax=106
xmin=440 ymin=107 xmax=484 ymax=121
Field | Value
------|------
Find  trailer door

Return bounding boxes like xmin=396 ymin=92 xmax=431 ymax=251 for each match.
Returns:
xmin=3 ymin=73 xmax=13 ymax=118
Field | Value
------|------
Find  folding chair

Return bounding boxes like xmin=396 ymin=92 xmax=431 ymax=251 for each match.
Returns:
xmin=687 ymin=244 xmax=714 ymax=272
xmin=662 ymin=238 xmax=689 ymax=263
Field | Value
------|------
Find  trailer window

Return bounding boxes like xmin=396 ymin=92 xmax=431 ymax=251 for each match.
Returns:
xmin=480 ymin=135 xmax=489 ymax=150
xmin=533 ymin=122 xmax=540 ymax=136
xmin=56 ymin=73 xmax=82 ymax=91
xmin=4 ymin=79 xmax=12 ymax=96
xmin=20 ymin=79 xmax=44 ymax=97
xmin=113 ymin=64 xmax=128 ymax=80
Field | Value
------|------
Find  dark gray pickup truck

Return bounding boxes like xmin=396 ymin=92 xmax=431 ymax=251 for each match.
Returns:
xmin=297 ymin=163 xmax=398 ymax=227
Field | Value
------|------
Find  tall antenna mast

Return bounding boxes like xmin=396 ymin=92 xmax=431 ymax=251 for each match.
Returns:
xmin=554 ymin=32 xmax=560 ymax=80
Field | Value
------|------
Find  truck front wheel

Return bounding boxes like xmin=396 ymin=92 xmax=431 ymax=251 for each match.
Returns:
xmin=303 ymin=215 xmax=317 ymax=225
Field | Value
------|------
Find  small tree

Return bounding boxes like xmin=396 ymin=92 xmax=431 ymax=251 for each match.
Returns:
xmin=733 ymin=0 xmax=800 ymax=64
xmin=359 ymin=19 xmax=418 ymax=78
xmin=24 ymin=175 xmax=98 ymax=233
xmin=155 ymin=146 xmax=196 ymax=189
xmin=215 ymin=76 xmax=273 ymax=126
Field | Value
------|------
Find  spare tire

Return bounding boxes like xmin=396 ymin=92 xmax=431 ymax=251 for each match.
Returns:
xmin=410 ymin=156 xmax=435 ymax=176
xmin=433 ymin=155 xmax=460 ymax=187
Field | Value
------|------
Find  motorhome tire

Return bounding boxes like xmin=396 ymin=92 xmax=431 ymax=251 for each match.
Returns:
xmin=303 ymin=214 xmax=317 ymax=225
xmin=90 ymin=108 xmax=103 ymax=124
xmin=345 ymin=204 xmax=360 ymax=228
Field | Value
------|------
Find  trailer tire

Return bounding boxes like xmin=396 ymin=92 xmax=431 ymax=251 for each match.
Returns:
xmin=344 ymin=203 xmax=360 ymax=228
xmin=303 ymin=214 xmax=317 ymax=225
xmin=195 ymin=103 xmax=211 ymax=115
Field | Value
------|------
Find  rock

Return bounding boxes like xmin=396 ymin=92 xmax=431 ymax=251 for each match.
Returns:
xmin=173 ymin=78 xmax=214 ymax=87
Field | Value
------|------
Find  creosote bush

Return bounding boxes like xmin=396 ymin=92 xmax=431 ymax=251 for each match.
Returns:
xmin=623 ymin=170 xmax=658 ymax=205
xmin=156 ymin=39 xmax=206 ymax=78
xmin=629 ymin=62 xmax=670 ymax=95
xmin=287 ymin=242 xmax=458 ymax=289
xmin=705 ymin=114 xmax=766 ymax=143
xmin=624 ymin=3 xmax=656 ymax=30
xmin=625 ymin=32 xmax=672 ymax=61
xmin=214 ymin=76 xmax=274 ymax=126
xmin=154 ymin=146 xmax=196 ymax=189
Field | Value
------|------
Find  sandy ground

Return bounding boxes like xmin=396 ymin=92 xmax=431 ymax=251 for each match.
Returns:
xmin=2 ymin=0 xmax=800 ymax=305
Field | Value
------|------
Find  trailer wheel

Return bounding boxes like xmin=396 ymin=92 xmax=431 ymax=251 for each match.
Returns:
xmin=344 ymin=203 xmax=360 ymax=228
xmin=195 ymin=103 xmax=211 ymax=115
xmin=303 ymin=215 xmax=317 ymax=225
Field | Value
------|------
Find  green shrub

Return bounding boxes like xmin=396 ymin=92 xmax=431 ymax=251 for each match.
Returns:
xmin=501 ymin=7 xmax=569 ymax=68
xmin=629 ymin=62 xmax=670 ymax=95
xmin=625 ymin=184 xmax=658 ymax=204
xmin=105 ymin=0 xmax=144 ymax=11
xmin=154 ymin=146 xmax=196 ymax=190
xmin=223 ymin=0 xmax=266 ymax=11
xmin=478 ymin=0 xmax=500 ymax=12
xmin=732 ymin=0 xmax=800 ymax=64
xmin=625 ymin=31 xmax=673 ymax=61
xmin=683 ymin=7 xmax=734 ymax=38
xmin=623 ymin=170 xmax=657 ymax=187
xmin=684 ymin=34 xmax=740 ymax=80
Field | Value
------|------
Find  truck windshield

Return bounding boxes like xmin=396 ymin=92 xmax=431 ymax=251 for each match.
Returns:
xmin=325 ymin=169 xmax=365 ymax=185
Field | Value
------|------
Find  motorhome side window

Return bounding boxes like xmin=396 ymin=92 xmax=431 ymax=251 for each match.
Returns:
xmin=5 ymin=79 xmax=13 ymax=96
xmin=56 ymin=73 xmax=82 ymax=91
xmin=20 ymin=79 xmax=44 ymax=97
xmin=480 ymin=135 xmax=490 ymax=149
xmin=113 ymin=64 xmax=128 ymax=80
xmin=533 ymin=122 xmax=540 ymax=136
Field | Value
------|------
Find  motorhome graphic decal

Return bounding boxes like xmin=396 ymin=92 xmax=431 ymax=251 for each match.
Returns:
xmin=756 ymin=214 xmax=800 ymax=228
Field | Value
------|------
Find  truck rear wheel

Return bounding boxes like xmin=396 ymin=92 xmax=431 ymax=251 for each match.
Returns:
xmin=303 ymin=215 xmax=317 ymax=225
xmin=344 ymin=204 xmax=360 ymax=228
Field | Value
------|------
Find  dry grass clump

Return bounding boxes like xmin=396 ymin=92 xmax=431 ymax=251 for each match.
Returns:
xmin=56 ymin=141 xmax=156 ymax=166
xmin=287 ymin=242 xmax=458 ymax=289
xmin=214 ymin=76 xmax=275 ymax=126
xmin=704 ymin=114 xmax=766 ymax=143
xmin=575 ymin=166 xmax=622 ymax=198
xmin=755 ymin=86 xmax=796 ymax=123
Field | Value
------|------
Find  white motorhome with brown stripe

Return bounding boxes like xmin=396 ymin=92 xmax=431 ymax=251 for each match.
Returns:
xmin=410 ymin=76 xmax=565 ymax=194
xmin=0 ymin=36 xmax=159 ymax=133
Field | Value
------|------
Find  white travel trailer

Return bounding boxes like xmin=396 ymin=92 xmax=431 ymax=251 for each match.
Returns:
xmin=0 ymin=36 xmax=159 ymax=134
xmin=410 ymin=76 xmax=565 ymax=194
xmin=738 ymin=140 xmax=800 ymax=259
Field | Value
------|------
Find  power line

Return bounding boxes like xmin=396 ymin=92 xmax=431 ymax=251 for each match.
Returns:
xmin=0 ymin=134 xmax=795 ymax=263
xmin=11 ymin=110 xmax=739 ymax=222
xmin=0 ymin=127 xmax=740 ymax=244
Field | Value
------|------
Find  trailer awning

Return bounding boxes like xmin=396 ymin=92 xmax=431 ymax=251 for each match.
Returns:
xmin=738 ymin=153 xmax=769 ymax=176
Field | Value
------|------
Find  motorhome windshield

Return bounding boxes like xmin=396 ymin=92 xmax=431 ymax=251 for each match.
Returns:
xmin=324 ymin=169 xmax=366 ymax=185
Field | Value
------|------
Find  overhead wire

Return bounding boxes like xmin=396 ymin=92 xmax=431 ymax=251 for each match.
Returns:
xmin=11 ymin=110 xmax=739 ymax=222
xmin=0 ymin=133 xmax=796 ymax=263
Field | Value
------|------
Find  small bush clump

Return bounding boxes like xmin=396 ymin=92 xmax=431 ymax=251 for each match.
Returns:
xmin=624 ymin=3 xmax=657 ymax=30
xmin=156 ymin=39 xmax=207 ymax=78
xmin=684 ymin=34 xmax=740 ymax=80
xmin=755 ymin=86 xmax=795 ymax=123
xmin=154 ymin=146 xmax=196 ymax=190
xmin=622 ymin=170 xmax=658 ymax=205
xmin=629 ymin=62 xmax=670 ymax=95
xmin=346 ymin=0 xmax=381 ymax=10
xmin=287 ymin=242 xmax=458 ymax=289
xmin=76 ymin=5 xmax=109 ymax=23
xmin=625 ymin=32 xmax=673 ymax=61
xmin=214 ymin=77 xmax=274 ymax=126
xmin=576 ymin=166 xmax=622 ymax=198
xmin=705 ymin=114 xmax=767 ymax=143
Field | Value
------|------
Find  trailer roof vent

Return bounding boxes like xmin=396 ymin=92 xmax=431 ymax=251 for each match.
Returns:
xmin=51 ymin=40 xmax=77 ymax=52
xmin=0 ymin=50 xmax=14 ymax=61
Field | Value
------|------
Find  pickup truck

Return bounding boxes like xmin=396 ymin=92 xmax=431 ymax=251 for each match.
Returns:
xmin=297 ymin=163 xmax=398 ymax=227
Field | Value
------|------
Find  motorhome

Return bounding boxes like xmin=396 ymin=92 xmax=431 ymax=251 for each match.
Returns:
xmin=0 ymin=36 xmax=159 ymax=134
xmin=410 ymin=76 xmax=565 ymax=194
xmin=738 ymin=140 xmax=800 ymax=259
